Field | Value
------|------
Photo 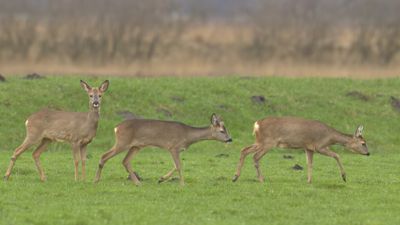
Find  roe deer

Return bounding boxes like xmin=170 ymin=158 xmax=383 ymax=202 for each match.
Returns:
xmin=4 ymin=80 xmax=109 ymax=181
xmin=94 ymin=113 xmax=232 ymax=186
xmin=232 ymin=117 xmax=369 ymax=183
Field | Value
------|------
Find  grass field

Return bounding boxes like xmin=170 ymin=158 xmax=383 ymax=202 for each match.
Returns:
xmin=0 ymin=76 xmax=399 ymax=225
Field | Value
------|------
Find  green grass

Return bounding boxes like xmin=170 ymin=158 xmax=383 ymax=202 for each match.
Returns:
xmin=0 ymin=76 xmax=399 ymax=225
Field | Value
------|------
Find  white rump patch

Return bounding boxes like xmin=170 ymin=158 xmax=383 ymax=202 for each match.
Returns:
xmin=253 ymin=122 xmax=260 ymax=135
xmin=25 ymin=120 xmax=29 ymax=126
xmin=114 ymin=127 xmax=118 ymax=133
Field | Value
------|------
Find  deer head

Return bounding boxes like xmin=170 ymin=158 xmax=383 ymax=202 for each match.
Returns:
xmin=80 ymin=80 xmax=109 ymax=109
xmin=346 ymin=125 xmax=369 ymax=156
xmin=210 ymin=113 xmax=232 ymax=143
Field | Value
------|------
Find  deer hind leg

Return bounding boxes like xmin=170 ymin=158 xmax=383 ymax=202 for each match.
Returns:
xmin=32 ymin=138 xmax=51 ymax=182
xmin=94 ymin=145 xmax=126 ymax=183
xmin=4 ymin=137 xmax=37 ymax=180
xmin=122 ymin=147 xmax=141 ymax=185
xmin=158 ymin=163 xmax=177 ymax=184
xmin=232 ymin=144 xmax=260 ymax=182
xmin=253 ymin=144 xmax=273 ymax=183
xmin=318 ymin=147 xmax=346 ymax=182
xmin=305 ymin=149 xmax=314 ymax=183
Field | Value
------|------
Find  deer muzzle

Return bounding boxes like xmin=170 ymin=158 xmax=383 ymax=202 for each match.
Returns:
xmin=93 ymin=101 xmax=99 ymax=108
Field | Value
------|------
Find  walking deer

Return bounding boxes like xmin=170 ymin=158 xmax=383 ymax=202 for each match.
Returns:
xmin=4 ymin=80 xmax=109 ymax=181
xmin=232 ymin=117 xmax=369 ymax=183
xmin=94 ymin=114 xmax=232 ymax=186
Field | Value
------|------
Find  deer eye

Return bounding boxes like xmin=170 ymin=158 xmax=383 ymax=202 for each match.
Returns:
xmin=89 ymin=95 xmax=93 ymax=97
xmin=362 ymin=143 xmax=367 ymax=146
xmin=99 ymin=95 xmax=102 ymax=98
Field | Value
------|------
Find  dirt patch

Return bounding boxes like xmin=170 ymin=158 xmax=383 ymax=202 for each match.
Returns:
xmin=390 ymin=96 xmax=400 ymax=112
xmin=216 ymin=104 xmax=230 ymax=111
xmin=24 ymin=73 xmax=44 ymax=79
xmin=251 ymin=95 xmax=266 ymax=104
xmin=283 ymin=155 xmax=294 ymax=159
xmin=292 ymin=164 xmax=303 ymax=170
xmin=346 ymin=91 xmax=370 ymax=101
xmin=215 ymin=153 xmax=229 ymax=158
xmin=171 ymin=96 xmax=185 ymax=103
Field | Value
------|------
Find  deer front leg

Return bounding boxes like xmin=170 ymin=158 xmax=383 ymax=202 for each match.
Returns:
xmin=32 ymin=138 xmax=51 ymax=182
xmin=80 ymin=144 xmax=87 ymax=181
xmin=170 ymin=150 xmax=184 ymax=186
xmin=72 ymin=144 xmax=81 ymax=181
xmin=233 ymin=144 xmax=259 ymax=182
xmin=122 ymin=147 xmax=141 ymax=186
xmin=95 ymin=145 xmax=125 ymax=183
xmin=305 ymin=149 xmax=314 ymax=183
xmin=318 ymin=147 xmax=346 ymax=182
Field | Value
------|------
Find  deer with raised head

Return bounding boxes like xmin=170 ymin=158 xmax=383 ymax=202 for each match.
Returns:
xmin=4 ymin=80 xmax=109 ymax=181
xmin=232 ymin=117 xmax=369 ymax=183
xmin=94 ymin=113 xmax=232 ymax=186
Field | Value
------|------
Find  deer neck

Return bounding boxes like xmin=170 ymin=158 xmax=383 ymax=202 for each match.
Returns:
xmin=186 ymin=126 xmax=213 ymax=145
xmin=331 ymin=130 xmax=353 ymax=146
xmin=87 ymin=106 xmax=100 ymax=126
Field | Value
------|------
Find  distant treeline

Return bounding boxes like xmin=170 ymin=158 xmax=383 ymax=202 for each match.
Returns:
xmin=0 ymin=0 xmax=399 ymax=75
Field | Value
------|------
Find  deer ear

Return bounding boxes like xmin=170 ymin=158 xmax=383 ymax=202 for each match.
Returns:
xmin=211 ymin=113 xmax=219 ymax=126
xmin=354 ymin=125 xmax=364 ymax=137
xmin=99 ymin=80 xmax=109 ymax=92
xmin=80 ymin=80 xmax=91 ymax=92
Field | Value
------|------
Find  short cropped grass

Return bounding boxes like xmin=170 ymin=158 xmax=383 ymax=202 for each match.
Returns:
xmin=0 ymin=76 xmax=399 ymax=225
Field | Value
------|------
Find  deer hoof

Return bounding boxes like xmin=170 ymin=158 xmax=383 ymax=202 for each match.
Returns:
xmin=342 ymin=174 xmax=347 ymax=182
xmin=158 ymin=178 xmax=165 ymax=184
xmin=3 ymin=175 xmax=9 ymax=181
xmin=232 ymin=175 xmax=239 ymax=182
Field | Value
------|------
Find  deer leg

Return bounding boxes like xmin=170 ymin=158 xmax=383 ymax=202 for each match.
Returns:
xmin=305 ymin=149 xmax=314 ymax=183
xmin=4 ymin=138 xmax=36 ymax=180
xmin=72 ymin=144 xmax=81 ymax=181
xmin=80 ymin=145 xmax=87 ymax=181
xmin=127 ymin=172 xmax=143 ymax=181
xmin=94 ymin=145 xmax=125 ymax=183
xmin=122 ymin=147 xmax=141 ymax=186
xmin=318 ymin=147 xmax=346 ymax=182
xmin=253 ymin=146 xmax=272 ymax=183
xmin=170 ymin=150 xmax=184 ymax=186
xmin=232 ymin=144 xmax=260 ymax=182
xmin=158 ymin=167 xmax=176 ymax=184
xmin=32 ymin=138 xmax=51 ymax=182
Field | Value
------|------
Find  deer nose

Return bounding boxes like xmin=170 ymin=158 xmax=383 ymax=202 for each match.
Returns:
xmin=226 ymin=138 xmax=233 ymax=143
xmin=366 ymin=152 xmax=370 ymax=156
xmin=93 ymin=101 xmax=99 ymax=107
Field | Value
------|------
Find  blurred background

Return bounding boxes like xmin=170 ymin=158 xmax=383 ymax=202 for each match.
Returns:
xmin=0 ymin=0 xmax=399 ymax=77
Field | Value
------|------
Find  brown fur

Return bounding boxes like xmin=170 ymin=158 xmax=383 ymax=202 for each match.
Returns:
xmin=94 ymin=114 xmax=232 ymax=186
xmin=233 ymin=116 xmax=369 ymax=183
xmin=4 ymin=80 xmax=109 ymax=181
